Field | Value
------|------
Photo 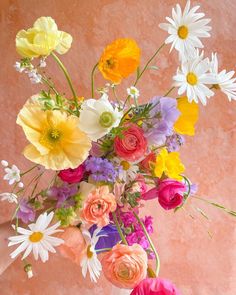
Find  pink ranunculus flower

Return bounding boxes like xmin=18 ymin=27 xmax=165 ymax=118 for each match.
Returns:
xmin=114 ymin=123 xmax=147 ymax=162
xmin=140 ymin=152 xmax=156 ymax=173
xmin=130 ymin=277 xmax=181 ymax=295
xmin=102 ymin=243 xmax=148 ymax=289
xmin=58 ymin=164 xmax=85 ymax=183
xmin=81 ymin=185 xmax=117 ymax=227
xmin=142 ymin=179 xmax=186 ymax=210
xmin=58 ymin=226 xmax=86 ymax=265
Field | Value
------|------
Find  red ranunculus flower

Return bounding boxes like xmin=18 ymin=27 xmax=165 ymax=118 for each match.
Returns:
xmin=130 ymin=277 xmax=181 ymax=295
xmin=58 ymin=164 xmax=85 ymax=183
xmin=114 ymin=124 xmax=147 ymax=162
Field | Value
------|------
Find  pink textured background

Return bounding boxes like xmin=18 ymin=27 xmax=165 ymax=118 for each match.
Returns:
xmin=0 ymin=0 xmax=236 ymax=294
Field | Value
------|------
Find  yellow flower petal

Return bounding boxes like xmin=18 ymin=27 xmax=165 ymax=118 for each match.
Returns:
xmin=174 ymin=96 xmax=199 ymax=136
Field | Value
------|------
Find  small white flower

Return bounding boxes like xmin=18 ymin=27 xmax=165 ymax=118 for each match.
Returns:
xmin=8 ymin=212 xmax=64 ymax=263
xmin=210 ymin=53 xmax=236 ymax=101
xmin=127 ymin=86 xmax=140 ymax=99
xmin=80 ymin=227 xmax=106 ymax=283
xmin=112 ymin=157 xmax=139 ymax=182
xmin=27 ymin=69 xmax=42 ymax=84
xmin=78 ymin=94 xmax=123 ymax=141
xmin=39 ymin=58 xmax=47 ymax=68
xmin=14 ymin=62 xmax=25 ymax=73
xmin=0 ymin=193 xmax=18 ymax=203
xmin=173 ymin=56 xmax=217 ymax=105
xmin=3 ymin=164 xmax=21 ymax=185
xmin=18 ymin=182 xmax=24 ymax=188
xmin=1 ymin=160 xmax=9 ymax=167
xmin=159 ymin=0 xmax=211 ymax=58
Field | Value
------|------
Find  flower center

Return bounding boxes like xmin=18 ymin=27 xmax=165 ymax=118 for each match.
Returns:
xmin=105 ymin=58 xmax=116 ymax=69
xmin=120 ymin=160 xmax=131 ymax=171
xmin=87 ymin=245 xmax=94 ymax=259
xmin=99 ymin=112 xmax=114 ymax=128
xmin=40 ymin=127 xmax=62 ymax=149
xmin=48 ymin=129 xmax=61 ymax=141
xmin=187 ymin=72 xmax=198 ymax=85
xmin=29 ymin=232 xmax=43 ymax=243
xmin=212 ymin=84 xmax=220 ymax=90
xmin=178 ymin=25 xmax=189 ymax=39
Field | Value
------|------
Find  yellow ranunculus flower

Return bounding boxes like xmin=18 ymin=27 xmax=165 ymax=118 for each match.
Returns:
xmin=16 ymin=17 xmax=72 ymax=58
xmin=154 ymin=148 xmax=185 ymax=180
xmin=174 ymin=96 xmax=199 ymax=136
xmin=16 ymin=98 xmax=91 ymax=170
xmin=98 ymin=38 xmax=141 ymax=83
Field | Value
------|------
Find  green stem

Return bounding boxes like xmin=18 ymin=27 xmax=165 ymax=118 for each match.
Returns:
xmin=112 ymin=211 xmax=128 ymax=245
xmin=163 ymin=86 xmax=175 ymax=97
xmin=96 ymin=247 xmax=112 ymax=253
xmin=41 ymin=76 xmax=59 ymax=95
xmin=20 ymin=164 xmax=39 ymax=177
xmin=91 ymin=62 xmax=99 ymax=97
xmin=134 ymin=43 xmax=165 ymax=87
xmin=51 ymin=52 xmax=78 ymax=107
xmin=133 ymin=211 xmax=160 ymax=276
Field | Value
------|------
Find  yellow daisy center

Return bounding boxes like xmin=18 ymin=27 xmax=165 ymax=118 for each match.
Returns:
xmin=187 ymin=72 xmax=198 ymax=86
xmin=178 ymin=25 xmax=189 ymax=39
xmin=87 ymin=245 xmax=94 ymax=259
xmin=120 ymin=160 xmax=130 ymax=171
xmin=29 ymin=231 xmax=44 ymax=243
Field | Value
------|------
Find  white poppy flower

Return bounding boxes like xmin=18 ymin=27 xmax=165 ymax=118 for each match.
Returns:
xmin=78 ymin=94 xmax=123 ymax=141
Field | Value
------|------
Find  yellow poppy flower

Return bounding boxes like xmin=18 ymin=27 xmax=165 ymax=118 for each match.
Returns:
xmin=154 ymin=148 xmax=185 ymax=180
xmin=98 ymin=38 xmax=141 ymax=83
xmin=174 ymin=96 xmax=199 ymax=136
xmin=16 ymin=99 xmax=91 ymax=170
xmin=16 ymin=17 xmax=72 ymax=58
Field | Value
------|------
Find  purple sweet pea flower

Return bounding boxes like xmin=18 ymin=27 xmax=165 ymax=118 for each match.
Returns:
xmin=143 ymin=96 xmax=180 ymax=146
xmin=47 ymin=184 xmax=77 ymax=208
xmin=17 ymin=199 xmax=35 ymax=224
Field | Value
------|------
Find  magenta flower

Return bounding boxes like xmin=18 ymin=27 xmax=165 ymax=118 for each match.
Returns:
xmin=58 ymin=164 xmax=85 ymax=184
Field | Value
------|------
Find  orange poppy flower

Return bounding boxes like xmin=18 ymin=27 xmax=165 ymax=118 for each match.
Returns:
xmin=98 ymin=38 xmax=141 ymax=83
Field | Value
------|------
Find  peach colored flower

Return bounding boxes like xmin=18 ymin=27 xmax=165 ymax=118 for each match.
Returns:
xmin=81 ymin=186 xmax=117 ymax=227
xmin=102 ymin=243 xmax=148 ymax=289
xmin=58 ymin=226 xmax=86 ymax=265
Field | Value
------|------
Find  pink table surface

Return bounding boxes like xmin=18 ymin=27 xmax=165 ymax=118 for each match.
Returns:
xmin=0 ymin=0 xmax=236 ymax=294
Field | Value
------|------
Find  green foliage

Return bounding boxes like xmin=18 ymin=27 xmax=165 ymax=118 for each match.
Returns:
xmin=55 ymin=207 xmax=76 ymax=227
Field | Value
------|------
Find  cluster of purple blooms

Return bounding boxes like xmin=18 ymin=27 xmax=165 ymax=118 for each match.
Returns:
xmin=48 ymin=184 xmax=78 ymax=208
xmin=17 ymin=199 xmax=35 ymax=223
xmin=85 ymin=156 xmax=119 ymax=183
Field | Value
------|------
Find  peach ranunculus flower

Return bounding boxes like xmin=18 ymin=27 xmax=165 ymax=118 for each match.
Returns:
xmin=101 ymin=243 xmax=148 ymax=289
xmin=58 ymin=226 xmax=86 ymax=265
xmin=81 ymin=186 xmax=117 ymax=227
xmin=16 ymin=97 xmax=91 ymax=170
xmin=98 ymin=38 xmax=141 ymax=83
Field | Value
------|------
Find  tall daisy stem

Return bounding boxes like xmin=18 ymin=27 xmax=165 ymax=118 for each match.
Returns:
xmin=51 ymin=52 xmax=78 ymax=109
xmin=133 ymin=211 xmax=160 ymax=276
xmin=91 ymin=62 xmax=99 ymax=97
xmin=112 ymin=211 xmax=128 ymax=245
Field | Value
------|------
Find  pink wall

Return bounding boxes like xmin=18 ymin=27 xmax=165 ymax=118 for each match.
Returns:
xmin=0 ymin=0 xmax=236 ymax=294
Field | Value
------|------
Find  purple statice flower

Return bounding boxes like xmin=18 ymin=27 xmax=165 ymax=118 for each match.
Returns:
xmin=143 ymin=96 xmax=180 ymax=146
xmin=17 ymin=199 xmax=35 ymax=224
xmin=166 ymin=133 xmax=185 ymax=152
xmin=47 ymin=184 xmax=77 ymax=208
xmin=85 ymin=157 xmax=118 ymax=183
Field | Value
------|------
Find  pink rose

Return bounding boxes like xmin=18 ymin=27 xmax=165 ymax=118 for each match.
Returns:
xmin=58 ymin=164 xmax=85 ymax=183
xmin=81 ymin=186 xmax=117 ymax=227
xmin=58 ymin=227 xmax=86 ymax=265
xmin=102 ymin=243 xmax=148 ymax=289
xmin=114 ymin=124 xmax=147 ymax=162
xmin=142 ymin=179 xmax=186 ymax=210
xmin=130 ymin=277 xmax=181 ymax=295
xmin=140 ymin=152 xmax=156 ymax=173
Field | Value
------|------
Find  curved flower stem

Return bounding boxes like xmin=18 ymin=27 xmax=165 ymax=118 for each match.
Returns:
xmin=133 ymin=211 xmax=160 ymax=276
xmin=20 ymin=164 xmax=39 ymax=177
xmin=163 ymin=86 xmax=175 ymax=97
xmin=41 ymin=76 xmax=59 ymax=95
xmin=51 ymin=52 xmax=78 ymax=109
xmin=91 ymin=62 xmax=99 ymax=97
xmin=134 ymin=43 xmax=165 ymax=87
xmin=112 ymin=211 xmax=128 ymax=245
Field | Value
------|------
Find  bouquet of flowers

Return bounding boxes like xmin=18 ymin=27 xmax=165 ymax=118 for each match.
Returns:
xmin=1 ymin=1 xmax=236 ymax=293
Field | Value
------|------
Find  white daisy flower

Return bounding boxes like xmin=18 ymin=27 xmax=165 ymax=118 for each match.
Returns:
xmin=0 ymin=193 xmax=18 ymax=203
xmin=78 ymin=93 xmax=123 ymax=141
xmin=8 ymin=212 xmax=64 ymax=263
xmin=173 ymin=56 xmax=216 ymax=105
xmin=112 ymin=157 xmax=139 ymax=182
xmin=210 ymin=53 xmax=236 ymax=101
xmin=3 ymin=164 xmax=21 ymax=185
xmin=80 ymin=227 xmax=106 ymax=283
xmin=127 ymin=86 xmax=140 ymax=99
xmin=159 ymin=0 xmax=211 ymax=58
